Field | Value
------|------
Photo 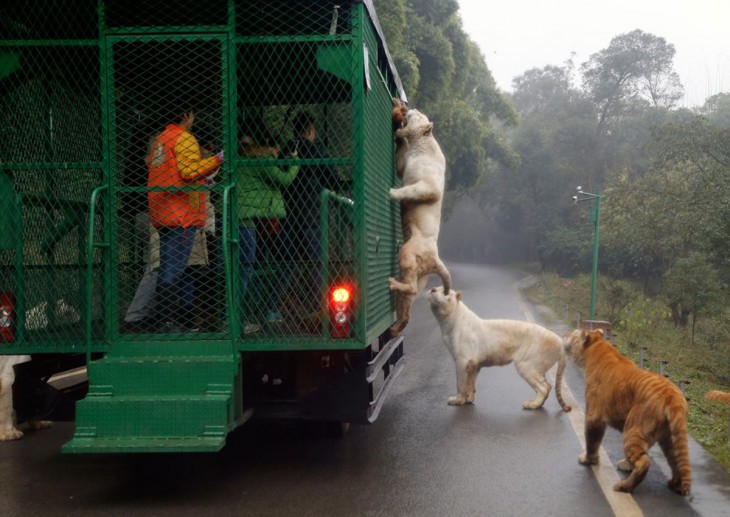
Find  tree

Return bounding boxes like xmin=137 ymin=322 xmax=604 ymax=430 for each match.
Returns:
xmin=374 ymin=0 xmax=420 ymax=94
xmin=700 ymin=93 xmax=730 ymax=128
xmin=663 ymin=252 xmax=722 ymax=344
xmin=600 ymin=169 xmax=693 ymax=292
xmin=581 ymin=30 xmax=683 ymax=136
xmin=648 ymin=111 xmax=730 ymax=272
xmin=374 ymin=0 xmax=517 ymax=192
xmin=481 ymin=63 xmax=596 ymax=264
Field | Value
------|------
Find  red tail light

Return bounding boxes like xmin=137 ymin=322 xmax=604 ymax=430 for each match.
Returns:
xmin=328 ymin=283 xmax=353 ymax=338
xmin=0 ymin=291 xmax=15 ymax=343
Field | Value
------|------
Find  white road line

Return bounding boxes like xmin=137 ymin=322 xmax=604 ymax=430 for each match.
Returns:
xmin=515 ymin=280 xmax=643 ymax=517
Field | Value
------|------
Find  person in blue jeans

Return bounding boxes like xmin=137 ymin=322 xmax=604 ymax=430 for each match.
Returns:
xmin=147 ymin=110 xmax=223 ymax=332
xmin=236 ymin=128 xmax=299 ymax=332
xmin=281 ymin=111 xmax=342 ymax=322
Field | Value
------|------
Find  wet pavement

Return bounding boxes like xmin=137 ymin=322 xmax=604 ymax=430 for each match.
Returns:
xmin=1 ymin=262 xmax=729 ymax=516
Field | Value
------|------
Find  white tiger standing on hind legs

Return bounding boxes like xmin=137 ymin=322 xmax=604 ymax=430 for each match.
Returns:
xmin=388 ymin=106 xmax=451 ymax=337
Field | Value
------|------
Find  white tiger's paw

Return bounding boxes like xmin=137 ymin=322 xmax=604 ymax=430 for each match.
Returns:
xmin=388 ymin=277 xmax=398 ymax=290
xmin=617 ymin=458 xmax=632 ymax=472
xmin=389 ymin=188 xmax=399 ymax=200
xmin=0 ymin=428 xmax=24 ymax=441
xmin=448 ymin=395 xmax=467 ymax=405
xmin=578 ymin=453 xmax=599 ymax=466
xmin=522 ymin=400 xmax=542 ymax=410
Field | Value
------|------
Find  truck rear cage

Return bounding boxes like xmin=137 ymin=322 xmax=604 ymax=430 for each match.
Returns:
xmin=1 ymin=0 xmax=406 ymax=453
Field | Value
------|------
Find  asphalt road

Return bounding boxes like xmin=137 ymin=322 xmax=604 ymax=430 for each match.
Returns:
xmin=2 ymin=263 xmax=729 ymax=516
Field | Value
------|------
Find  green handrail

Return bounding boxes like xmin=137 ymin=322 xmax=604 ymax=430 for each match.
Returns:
xmin=222 ymin=183 xmax=239 ymax=341
xmin=85 ymin=185 xmax=109 ymax=366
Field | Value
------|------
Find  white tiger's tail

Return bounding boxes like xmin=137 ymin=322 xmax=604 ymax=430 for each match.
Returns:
xmin=555 ymin=352 xmax=571 ymax=412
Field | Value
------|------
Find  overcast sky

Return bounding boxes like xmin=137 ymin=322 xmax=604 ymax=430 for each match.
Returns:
xmin=457 ymin=0 xmax=730 ymax=107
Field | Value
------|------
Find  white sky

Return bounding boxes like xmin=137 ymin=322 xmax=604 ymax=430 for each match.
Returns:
xmin=457 ymin=0 xmax=730 ymax=107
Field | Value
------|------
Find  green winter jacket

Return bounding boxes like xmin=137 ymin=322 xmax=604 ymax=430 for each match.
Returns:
xmin=236 ymin=162 xmax=299 ymax=226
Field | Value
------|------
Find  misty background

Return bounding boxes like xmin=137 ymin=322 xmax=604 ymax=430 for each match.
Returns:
xmin=374 ymin=0 xmax=730 ymax=336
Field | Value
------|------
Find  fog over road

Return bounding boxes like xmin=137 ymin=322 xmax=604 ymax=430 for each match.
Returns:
xmin=1 ymin=263 xmax=729 ymax=516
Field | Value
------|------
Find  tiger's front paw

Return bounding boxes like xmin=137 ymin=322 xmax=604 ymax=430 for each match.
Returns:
xmin=522 ymin=400 xmax=542 ymax=410
xmin=668 ymin=478 xmax=691 ymax=496
xmin=617 ymin=458 xmax=632 ymax=472
xmin=448 ymin=395 xmax=468 ymax=405
xmin=578 ymin=453 xmax=599 ymax=465
xmin=612 ymin=480 xmax=634 ymax=493
xmin=0 ymin=428 xmax=24 ymax=441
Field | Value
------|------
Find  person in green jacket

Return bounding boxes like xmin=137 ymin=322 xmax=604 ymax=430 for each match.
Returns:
xmin=237 ymin=131 xmax=299 ymax=331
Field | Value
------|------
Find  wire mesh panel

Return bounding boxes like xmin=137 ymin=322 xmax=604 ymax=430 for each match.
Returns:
xmin=1 ymin=0 xmax=403 ymax=353
xmin=110 ymin=36 xmax=228 ymax=339
xmin=103 ymin=0 xmax=229 ymax=31
xmin=233 ymin=27 xmax=356 ymax=342
xmin=0 ymin=1 xmax=104 ymax=352
xmin=236 ymin=1 xmax=353 ymax=37
xmin=356 ymin=6 xmax=402 ymax=341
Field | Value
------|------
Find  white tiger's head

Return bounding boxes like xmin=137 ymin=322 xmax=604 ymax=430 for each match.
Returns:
xmin=427 ymin=286 xmax=462 ymax=322
xmin=395 ymin=109 xmax=434 ymax=141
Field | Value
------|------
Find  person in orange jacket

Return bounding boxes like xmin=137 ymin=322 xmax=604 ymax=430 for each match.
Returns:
xmin=147 ymin=110 xmax=222 ymax=332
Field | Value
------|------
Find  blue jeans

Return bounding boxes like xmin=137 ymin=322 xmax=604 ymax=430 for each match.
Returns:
xmin=239 ymin=226 xmax=257 ymax=304
xmin=157 ymin=226 xmax=196 ymax=311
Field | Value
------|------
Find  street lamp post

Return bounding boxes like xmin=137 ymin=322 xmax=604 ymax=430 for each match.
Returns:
xmin=572 ymin=186 xmax=601 ymax=320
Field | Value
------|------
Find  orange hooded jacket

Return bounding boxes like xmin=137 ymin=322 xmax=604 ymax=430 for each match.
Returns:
xmin=147 ymin=124 xmax=221 ymax=228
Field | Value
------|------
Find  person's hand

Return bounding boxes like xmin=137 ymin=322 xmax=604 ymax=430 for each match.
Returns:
xmin=205 ymin=167 xmax=219 ymax=186
xmin=215 ymin=150 xmax=224 ymax=163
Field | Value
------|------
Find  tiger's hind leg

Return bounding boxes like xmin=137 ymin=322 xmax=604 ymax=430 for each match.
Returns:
xmin=659 ymin=430 xmax=692 ymax=495
xmin=614 ymin=427 xmax=651 ymax=493
xmin=388 ymin=246 xmax=420 ymax=336
xmin=515 ymin=364 xmax=550 ymax=409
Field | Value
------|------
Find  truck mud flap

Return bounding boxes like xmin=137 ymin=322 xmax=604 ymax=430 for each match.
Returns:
xmin=298 ymin=336 xmax=405 ymax=424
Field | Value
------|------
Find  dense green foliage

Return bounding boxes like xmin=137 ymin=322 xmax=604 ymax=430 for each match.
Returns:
xmin=377 ymin=1 xmax=729 ymax=469
xmin=374 ymin=0 xmax=517 ymax=192
xmin=377 ymin=3 xmax=729 ymax=336
xmin=467 ymin=27 xmax=730 ymax=335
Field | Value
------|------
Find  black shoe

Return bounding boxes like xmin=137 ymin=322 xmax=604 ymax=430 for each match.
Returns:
xmin=121 ymin=319 xmax=153 ymax=333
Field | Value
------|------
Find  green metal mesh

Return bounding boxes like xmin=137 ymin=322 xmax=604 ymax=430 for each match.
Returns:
xmin=0 ymin=2 xmax=104 ymax=352
xmin=0 ymin=0 xmax=401 ymax=353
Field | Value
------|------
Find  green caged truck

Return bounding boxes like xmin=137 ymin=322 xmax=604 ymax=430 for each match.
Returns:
xmin=0 ymin=0 xmax=406 ymax=452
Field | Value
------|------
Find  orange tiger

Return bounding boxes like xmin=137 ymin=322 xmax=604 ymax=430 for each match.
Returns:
xmin=705 ymin=390 xmax=730 ymax=404
xmin=564 ymin=329 xmax=692 ymax=495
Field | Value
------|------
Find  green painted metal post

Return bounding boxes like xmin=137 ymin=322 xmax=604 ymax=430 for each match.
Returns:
xmin=573 ymin=187 xmax=601 ymax=320
xmin=589 ymin=194 xmax=600 ymax=320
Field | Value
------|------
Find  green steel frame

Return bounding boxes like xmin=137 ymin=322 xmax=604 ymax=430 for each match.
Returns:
xmin=0 ymin=0 xmax=405 ymax=355
xmin=1 ymin=0 xmax=407 ymax=453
